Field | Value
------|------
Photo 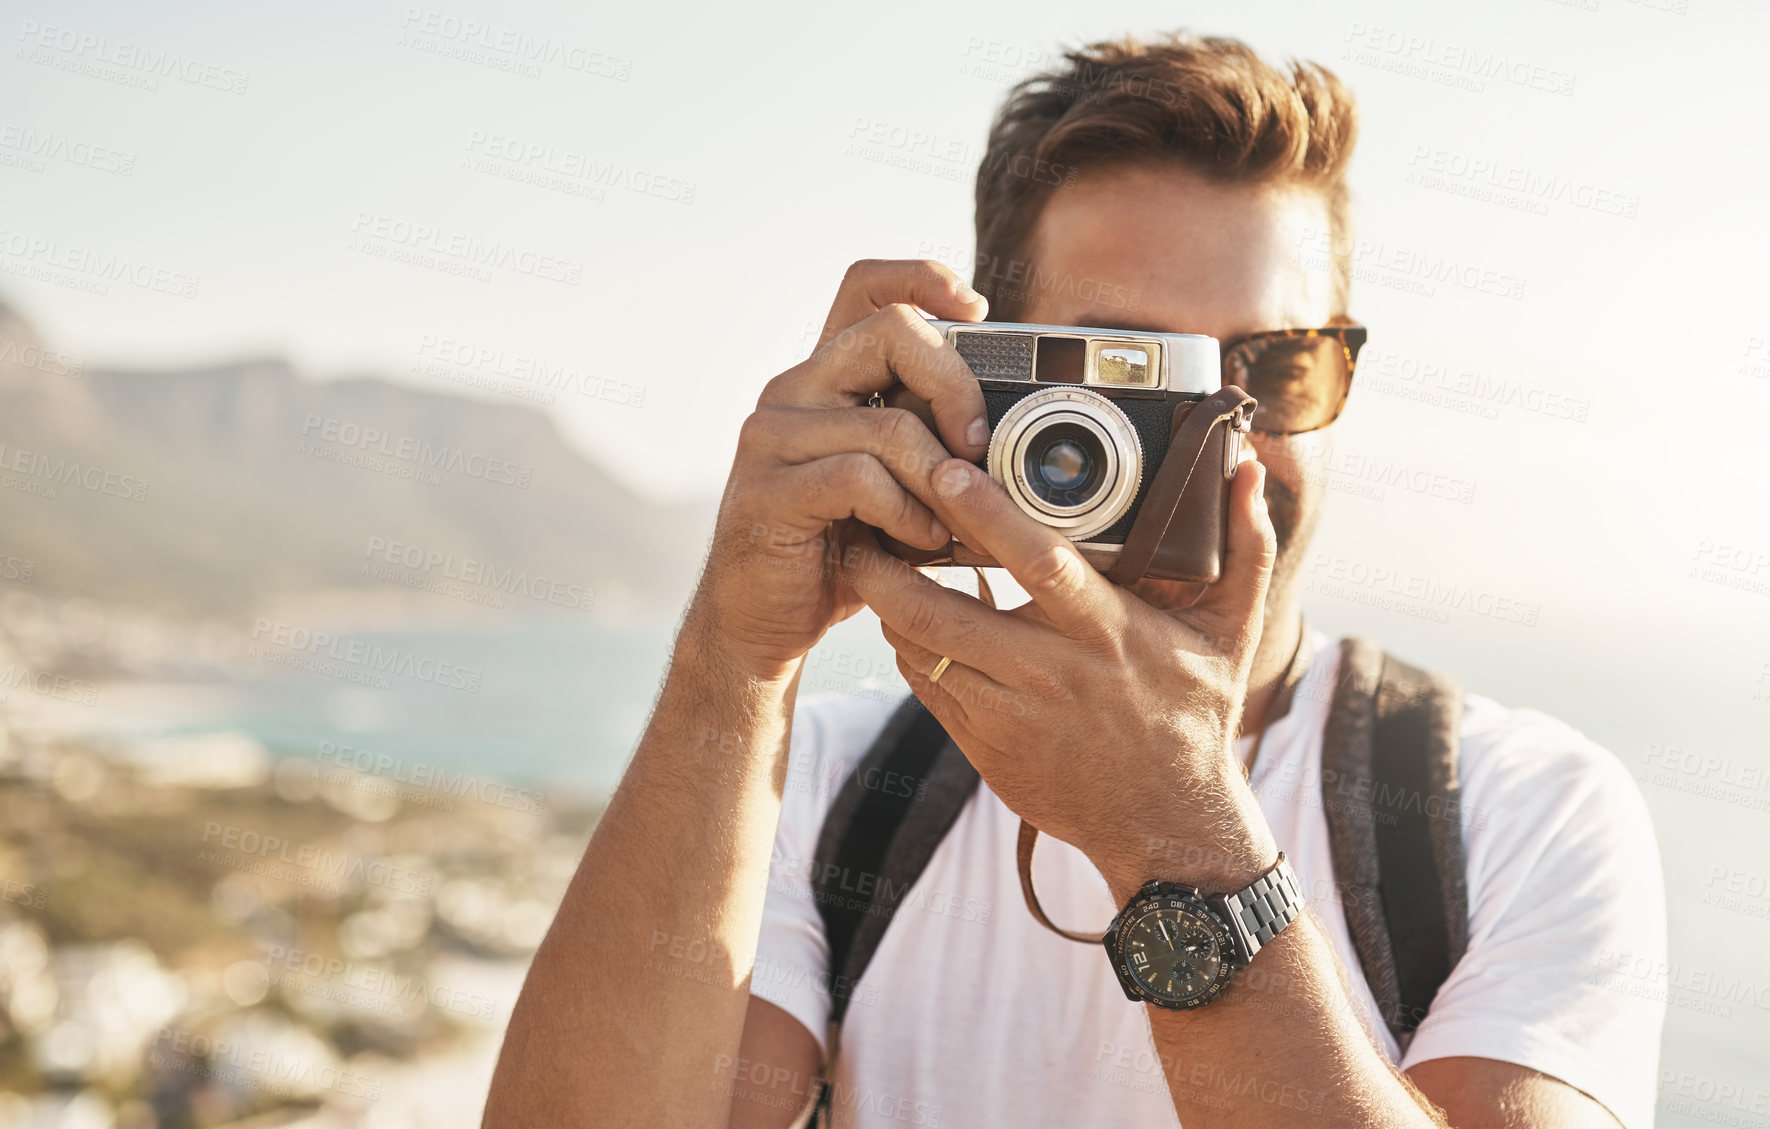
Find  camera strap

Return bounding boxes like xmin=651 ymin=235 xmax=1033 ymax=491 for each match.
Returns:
xmin=1105 ymin=385 xmax=1256 ymax=587
xmin=1016 ymin=383 xmax=1258 ymax=943
xmin=1013 ymin=627 xmax=1309 ymax=945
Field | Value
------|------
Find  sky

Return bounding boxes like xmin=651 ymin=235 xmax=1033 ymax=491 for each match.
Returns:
xmin=6 ymin=0 xmax=1770 ymax=1104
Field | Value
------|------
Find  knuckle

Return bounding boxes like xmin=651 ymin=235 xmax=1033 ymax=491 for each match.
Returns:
xmin=833 ymin=452 xmax=884 ymax=493
xmin=905 ymin=597 xmax=943 ymax=641
xmin=1020 ymin=665 xmax=1069 ymax=703
xmin=915 ymin=258 xmax=960 ymax=286
xmin=755 ymin=372 xmax=791 ymax=407
xmin=943 ymin=610 xmax=978 ymax=647
xmin=871 ymin=407 xmax=924 ymax=463
xmin=1027 ymin=545 xmax=1088 ymax=597
xmin=877 ymin=302 xmax=922 ymax=335
xmin=735 ymin=410 xmax=773 ymax=453
xmin=843 ymin=259 xmax=882 ymax=286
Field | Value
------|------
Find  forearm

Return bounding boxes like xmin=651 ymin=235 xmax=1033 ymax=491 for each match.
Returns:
xmin=1097 ymin=789 xmax=1445 ymax=1129
xmin=1138 ymin=914 xmax=1446 ymax=1127
xmin=484 ymin=617 xmax=801 ymax=1127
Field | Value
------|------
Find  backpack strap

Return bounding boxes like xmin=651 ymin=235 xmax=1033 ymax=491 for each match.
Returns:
xmin=809 ymin=695 xmax=978 ymax=1120
xmin=1321 ymin=637 xmax=1469 ymax=1049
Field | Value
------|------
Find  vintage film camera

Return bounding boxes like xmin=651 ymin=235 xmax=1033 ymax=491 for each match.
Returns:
xmin=877 ymin=321 xmax=1254 ymax=584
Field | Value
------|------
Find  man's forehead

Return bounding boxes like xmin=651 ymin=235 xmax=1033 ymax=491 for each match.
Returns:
xmin=1018 ymin=165 xmax=1336 ymax=339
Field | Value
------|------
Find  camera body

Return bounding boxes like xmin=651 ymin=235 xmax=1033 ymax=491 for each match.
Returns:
xmin=880 ymin=320 xmax=1244 ymax=583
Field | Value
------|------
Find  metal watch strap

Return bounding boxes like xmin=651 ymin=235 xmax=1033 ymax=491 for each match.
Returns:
xmin=1213 ymin=853 xmax=1304 ymax=965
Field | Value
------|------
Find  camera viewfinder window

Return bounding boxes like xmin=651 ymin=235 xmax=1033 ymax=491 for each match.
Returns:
xmin=1034 ymin=335 xmax=1086 ymax=383
xmin=1094 ymin=346 xmax=1153 ymax=385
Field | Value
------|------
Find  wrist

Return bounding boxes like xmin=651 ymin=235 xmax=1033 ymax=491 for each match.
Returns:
xmin=1093 ymin=779 xmax=1279 ymax=905
xmin=675 ymin=598 xmax=804 ymax=690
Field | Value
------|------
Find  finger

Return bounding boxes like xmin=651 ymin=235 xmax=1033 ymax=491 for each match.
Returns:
xmin=837 ymin=530 xmax=1043 ymax=672
xmin=883 ymin=622 xmax=1016 ymax=708
xmin=781 ymin=453 xmax=950 ymax=550
xmin=1184 ymin=458 xmax=1276 ymax=641
xmin=818 ymin=259 xmax=988 ymax=351
xmin=924 ymin=459 xmax=1124 ymax=637
xmin=763 ymin=304 xmax=989 ymax=461
xmin=742 ymin=406 xmax=954 ymax=509
xmin=893 ymin=648 xmax=1010 ymax=747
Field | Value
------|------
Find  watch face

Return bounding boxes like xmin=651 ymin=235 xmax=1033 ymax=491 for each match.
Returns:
xmin=1115 ymin=894 xmax=1234 ymax=1008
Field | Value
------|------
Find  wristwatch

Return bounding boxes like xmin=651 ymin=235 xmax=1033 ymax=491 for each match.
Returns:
xmin=1102 ymin=853 xmax=1303 ymax=1009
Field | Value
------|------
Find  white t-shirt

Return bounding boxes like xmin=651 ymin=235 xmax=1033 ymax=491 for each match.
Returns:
xmin=753 ymin=627 xmax=1667 ymax=1129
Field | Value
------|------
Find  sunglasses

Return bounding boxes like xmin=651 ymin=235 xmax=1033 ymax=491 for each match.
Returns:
xmin=1221 ymin=324 xmax=1367 ymax=436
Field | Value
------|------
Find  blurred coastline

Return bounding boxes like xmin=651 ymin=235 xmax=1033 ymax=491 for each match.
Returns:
xmin=0 ymin=297 xmax=704 ymax=1127
xmin=0 ymin=598 xmax=605 ymax=1127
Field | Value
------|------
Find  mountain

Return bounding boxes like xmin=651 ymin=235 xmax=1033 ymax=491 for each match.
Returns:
xmin=0 ymin=304 xmax=713 ymax=621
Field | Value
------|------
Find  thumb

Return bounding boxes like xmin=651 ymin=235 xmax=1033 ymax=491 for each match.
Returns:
xmin=1186 ymin=457 xmax=1276 ymax=643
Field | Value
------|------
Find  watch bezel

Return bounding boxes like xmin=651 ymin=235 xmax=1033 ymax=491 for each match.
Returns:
xmin=1104 ymin=885 xmax=1239 ymax=1010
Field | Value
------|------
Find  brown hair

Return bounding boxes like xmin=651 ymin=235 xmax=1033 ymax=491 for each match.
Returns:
xmin=972 ymin=32 xmax=1359 ymax=317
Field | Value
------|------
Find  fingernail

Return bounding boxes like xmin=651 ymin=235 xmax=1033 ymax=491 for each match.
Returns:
xmin=956 ymin=282 xmax=985 ymax=306
xmin=935 ymin=461 xmax=975 ymax=499
xmin=928 ymin=517 xmax=950 ymax=544
xmin=965 ymin=417 xmax=990 ymax=448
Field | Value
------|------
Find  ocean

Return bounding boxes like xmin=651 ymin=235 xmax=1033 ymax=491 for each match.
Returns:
xmin=188 ymin=611 xmax=909 ymax=797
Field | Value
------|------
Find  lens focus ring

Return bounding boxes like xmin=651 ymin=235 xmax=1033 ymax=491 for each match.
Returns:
xmin=986 ymin=387 xmax=1143 ymax=541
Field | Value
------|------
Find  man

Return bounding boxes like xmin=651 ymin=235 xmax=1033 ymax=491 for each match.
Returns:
xmin=484 ymin=32 xmax=1665 ymax=1129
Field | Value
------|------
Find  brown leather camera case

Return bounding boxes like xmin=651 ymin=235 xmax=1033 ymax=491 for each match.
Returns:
xmin=880 ymin=385 xmax=1256 ymax=586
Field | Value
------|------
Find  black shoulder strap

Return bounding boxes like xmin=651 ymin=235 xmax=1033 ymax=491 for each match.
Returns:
xmin=1321 ymin=637 xmax=1469 ymax=1048
xmin=811 ymin=696 xmax=977 ymax=1035
xmin=807 ymin=637 xmax=1466 ymax=1081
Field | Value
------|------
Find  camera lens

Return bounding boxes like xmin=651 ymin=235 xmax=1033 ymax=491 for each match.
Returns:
xmin=1027 ymin=426 xmax=1104 ymax=506
xmin=1039 ymin=439 xmax=1090 ymax=490
xmin=986 ymin=387 xmax=1143 ymax=541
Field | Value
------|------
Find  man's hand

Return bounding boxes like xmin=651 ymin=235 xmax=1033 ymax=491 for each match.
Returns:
xmin=839 ymin=453 xmax=1280 ymax=894
xmin=684 ymin=260 xmax=990 ymax=682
